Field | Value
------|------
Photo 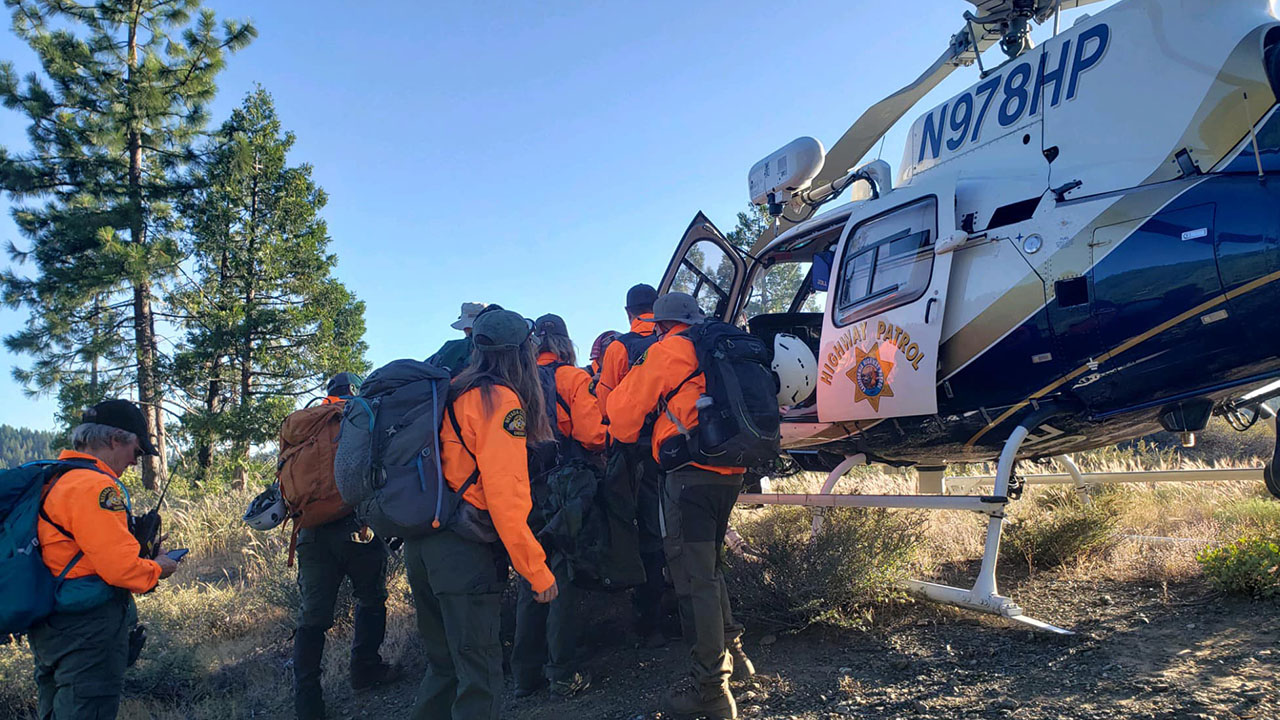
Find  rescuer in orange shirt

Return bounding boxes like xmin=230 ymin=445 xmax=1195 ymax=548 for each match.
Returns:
xmin=585 ymin=329 xmax=618 ymax=383
xmin=402 ymin=308 xmax=558 ymax=720
xmin=596 ymin=283 xmax=671 ymax=646
xmin=29 ymin=399 xmax=180 ymax=720
xmin=534 ymin=313 xmax=607 ymax=454
xmin=607 ymin=292 xmax=753 ymax=720
xmin=594 ymin=283 xmax=660 ymax=419
xmin=510 ymin=313 xmax=604 ymax=699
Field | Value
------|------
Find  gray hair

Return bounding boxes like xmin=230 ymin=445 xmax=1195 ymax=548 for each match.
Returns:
xmin=537 ymin=333 xmax=577 ymax=367
xmin=71 ymin=423 xmax=137 ymax=452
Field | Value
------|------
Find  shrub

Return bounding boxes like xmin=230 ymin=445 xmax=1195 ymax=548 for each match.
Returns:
xmin=1213 ymin=497 xmax=1280 ymax=541
xmin=1002 ymin=488 xmax=1119 ymax=571
xmin=1197 ymin=536 xmax=1280 ymax=599
xmin=724 ymin=506 xmax=926 ymax=632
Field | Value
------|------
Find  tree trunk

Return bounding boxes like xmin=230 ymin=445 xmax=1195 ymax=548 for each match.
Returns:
xmin=233 ymin=170 xmax=260 ymax=491
xmin=195 ymin=354 xmax=221 ymax=487
xmin=127 ymin=4 xmax=166 ymax=489
xmin=89 ymin=293 xmax=101 ymax=396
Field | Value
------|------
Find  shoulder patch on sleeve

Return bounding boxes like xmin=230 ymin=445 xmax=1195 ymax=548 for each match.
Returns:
xmin=502 ymin=408 xmax=527 ymax=438
xmin=98 ymin=486 xmax=126 ymax=512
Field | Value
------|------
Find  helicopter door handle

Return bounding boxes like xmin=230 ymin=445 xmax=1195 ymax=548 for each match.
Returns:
xmin=925 ymin=298 xmax=938 ymax=324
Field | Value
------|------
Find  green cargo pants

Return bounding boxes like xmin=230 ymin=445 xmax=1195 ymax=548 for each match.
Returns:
xmin=29 ymin=590 xmax=135 ymax=720
xmin=403 ymin=529 xmax=507 ymax=720
xmin=294 ymin=516 xmax=389 ymax=719
xmin=661 ymin=468 xmax=744 ymax=690
xmin=511 ymin=552 xmax=579 ymax=689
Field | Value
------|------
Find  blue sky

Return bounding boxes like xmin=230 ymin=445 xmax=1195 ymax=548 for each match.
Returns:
xmin=0 ymin=0 xmax=1114 ymax=430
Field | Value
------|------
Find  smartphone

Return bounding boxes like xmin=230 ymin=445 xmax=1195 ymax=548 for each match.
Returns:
xmin=165 ymin=548 xmax=189 ymax=562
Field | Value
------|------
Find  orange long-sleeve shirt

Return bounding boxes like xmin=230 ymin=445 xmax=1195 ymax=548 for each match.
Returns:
xmin=441 ymin=385 xmax=555 ymax=593
xmin=37 ymin=450 xmax=162 ymax=594
xmin=595 ymin=314 xmax=655 ymax=420
xmin=538 ymin=352 xmax=607 ymax=452
xmin=606 ymin=323 xmax=744 ymax=475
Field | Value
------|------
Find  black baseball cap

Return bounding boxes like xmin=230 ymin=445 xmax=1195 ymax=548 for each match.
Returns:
xmin=82 ymin=399 xmax=159 ymax=456
xmin=327 ymin=372 xmax=356 ymax=396
xmin=533 ymin=313 xmax=569 ymax=338
xmin=626 ymin=283 xmax=658 ymax=312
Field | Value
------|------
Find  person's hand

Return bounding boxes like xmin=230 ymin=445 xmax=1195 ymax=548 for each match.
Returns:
xmin=155 ymin=553 xmax=179 ymax=579
xmin=534 ymin=582 xmax=559 ymax=604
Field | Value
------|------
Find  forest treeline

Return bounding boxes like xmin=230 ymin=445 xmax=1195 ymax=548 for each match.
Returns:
xmin=0 ymin=1 xmax=368 ymax=489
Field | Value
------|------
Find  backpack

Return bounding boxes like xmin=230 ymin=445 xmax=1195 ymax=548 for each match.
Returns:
xmin=536 ymin=363 xmax=577 ymax=463
xmin=0 ymin=460 xmax=110 ymax=635
xmin=333 ymin=359 xmax=462 ymax=539
xmin=277 ymin=401 xmax=351 ymax=530
xmin=658 ymin=321 xmax=781 ymax=470
xmin=568 ymin=446 xmax=645 ymax=591
xmin=531 ymin=363 xmax=642 ymax=590
xmin=610 ymin=331 xmax=659 ymax=368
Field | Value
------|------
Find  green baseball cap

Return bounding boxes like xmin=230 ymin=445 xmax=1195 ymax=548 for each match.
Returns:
xmin=472 ymin=309 xmax=532 ymax=351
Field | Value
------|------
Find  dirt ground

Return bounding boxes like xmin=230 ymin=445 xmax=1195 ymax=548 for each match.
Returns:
xmin=310 ymin=572 xmax=1278 ymax=720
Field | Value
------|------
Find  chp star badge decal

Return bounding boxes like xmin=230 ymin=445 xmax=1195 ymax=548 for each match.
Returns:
xmin=847 ymin=342 xmax=895 ymax=412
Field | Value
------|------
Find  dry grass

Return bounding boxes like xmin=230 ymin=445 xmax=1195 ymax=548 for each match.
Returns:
xmin=0 ymin=482 xmax=424 ymax=719
xmin=2 ymin=422 xmax=1276 ymax=717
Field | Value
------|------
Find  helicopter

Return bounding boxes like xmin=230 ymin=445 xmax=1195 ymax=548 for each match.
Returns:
xmin=655 ymin=0 xmax=1280 ymax=632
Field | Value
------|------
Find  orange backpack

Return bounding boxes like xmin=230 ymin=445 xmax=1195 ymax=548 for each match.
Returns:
xmin=277 ymin=401 xmax=352 ymax=536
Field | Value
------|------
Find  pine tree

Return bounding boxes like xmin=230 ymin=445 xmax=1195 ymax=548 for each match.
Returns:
xmin=172 ymin=86 xmax=368 ymax=487
xmin=0 ymin=0 xmax=254 ymax=487
xmin=726 ymin=204 xmax=823 ymax=317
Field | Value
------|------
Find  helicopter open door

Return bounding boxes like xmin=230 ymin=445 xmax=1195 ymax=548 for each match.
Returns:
xmin=659 ymin=212 xmax=747 ymax=321
xmin=817 ymin=188 xmax=956 ymax=422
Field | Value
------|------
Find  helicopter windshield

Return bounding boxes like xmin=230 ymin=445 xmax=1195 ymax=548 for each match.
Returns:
xmin=744 ymin=261 xmax=825 ymax=317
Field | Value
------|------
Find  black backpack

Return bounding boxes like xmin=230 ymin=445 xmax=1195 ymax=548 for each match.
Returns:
xmin=611 ymin=331 xmax=659 ymax=367
xmin=657 ymin=321 xmax=781 ymax=470
xmin=333 ymin=359 xmax=465 ymax=539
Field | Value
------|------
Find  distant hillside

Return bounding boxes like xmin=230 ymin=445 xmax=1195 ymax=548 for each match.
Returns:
xmin=0 ymin=425 xmax=59 ymax=468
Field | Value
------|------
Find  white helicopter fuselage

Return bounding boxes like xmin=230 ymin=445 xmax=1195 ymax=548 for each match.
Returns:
xmin=661 ymin=0 xmax=1280 ymax=470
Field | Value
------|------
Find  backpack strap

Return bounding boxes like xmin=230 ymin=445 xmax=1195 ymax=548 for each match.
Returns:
xmin=547 ymin=363 xmax=572 ymax=417
xmin=445 ymin=402 xmax=482 ymax=498
xmin=37 ymin=461 xmax=117 ymax=541
xmin=35 ymin=461 xmax=115 ymax=584
xmin=659 ymin=370 xmax=701 ymax=438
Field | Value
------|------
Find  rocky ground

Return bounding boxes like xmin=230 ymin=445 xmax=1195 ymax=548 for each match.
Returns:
xmin=323 ymin=574 xmax=1278 ymax=720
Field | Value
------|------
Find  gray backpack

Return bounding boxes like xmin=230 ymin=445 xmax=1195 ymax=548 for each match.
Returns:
xmin=334 ymin=359 xmax=467 ymax=539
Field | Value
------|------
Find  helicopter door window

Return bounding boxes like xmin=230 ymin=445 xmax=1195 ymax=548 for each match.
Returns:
xmin=834 ymin=197 xmax=937 ymax=326
xmin=669 ymin=239 xmax=735 ymax=318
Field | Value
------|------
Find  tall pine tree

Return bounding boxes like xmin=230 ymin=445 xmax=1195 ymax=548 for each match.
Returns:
xmin=0 ymin=0 xmax=254 ymax=487
xmin=172 ymin=87 xmax=368 ymax=487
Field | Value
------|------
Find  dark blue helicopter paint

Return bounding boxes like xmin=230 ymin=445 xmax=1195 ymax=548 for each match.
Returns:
xmin=814 ymin=169 xmax=1280 ymax=467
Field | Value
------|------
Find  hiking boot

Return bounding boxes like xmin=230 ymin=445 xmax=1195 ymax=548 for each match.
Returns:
xmin=642 ymin=631 xmax=669 ymax=649
xmin=514 ymin=678 xmax=547 ymax=698
xmin=295 ymin=692 xmax=326 ymax=720
xmin=728 ymin=641 xmax=755 ymax=682
xmin=350 ymin=661 xmax=401 ymax=692
xmin=549 ymin=672 xmax=592 ymax=698
xmin=665 ymin=682 xmax=737 ymax=720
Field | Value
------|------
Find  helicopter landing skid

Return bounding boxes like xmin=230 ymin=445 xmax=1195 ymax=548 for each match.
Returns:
xmin=901 ymin=579 xmax=1072 ymax=635
xmin=902 ymin=419 xmax=1073 ymax=635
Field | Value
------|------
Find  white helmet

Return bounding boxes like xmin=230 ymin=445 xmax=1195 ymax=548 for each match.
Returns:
xmin=244 ymin=484 xmax=286 ymax=531
xmin=772 ymin=333 xmax=817 ymax=407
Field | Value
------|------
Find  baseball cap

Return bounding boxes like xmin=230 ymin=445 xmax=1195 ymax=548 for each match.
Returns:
xmin=82 ymin=399 xmax=159 ymax=456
